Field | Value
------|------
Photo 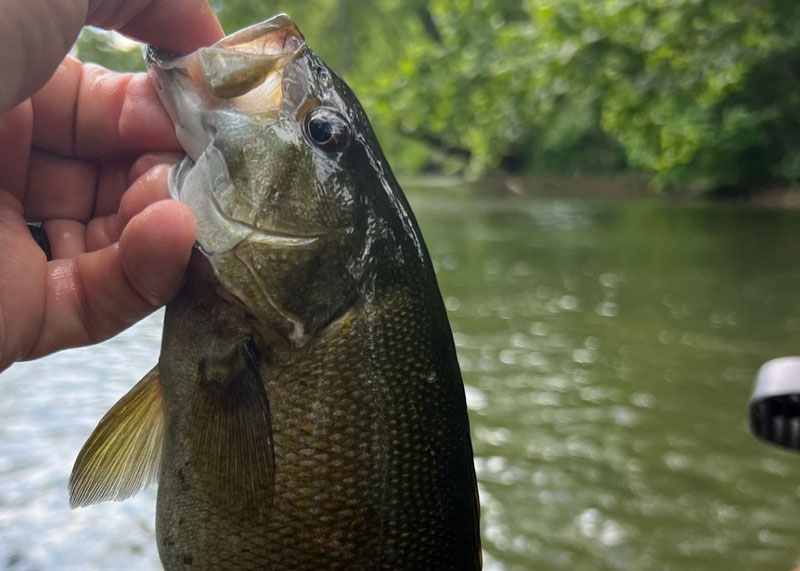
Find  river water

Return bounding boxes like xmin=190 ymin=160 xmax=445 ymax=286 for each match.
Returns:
xmin=1 ymin=187 xmax=800 ymax=570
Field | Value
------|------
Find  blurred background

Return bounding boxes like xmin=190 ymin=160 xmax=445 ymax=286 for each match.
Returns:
xmin=77 ymin=0 xmax=800 ymax=196
xmin=2 ymin=1 xmax=800 ymax=570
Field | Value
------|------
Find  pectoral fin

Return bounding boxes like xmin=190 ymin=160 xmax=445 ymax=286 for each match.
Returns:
xmin=69 ymin=367 xmax=164 ymax=508
xmin=191 ymin=340 xmax=275 ymax=515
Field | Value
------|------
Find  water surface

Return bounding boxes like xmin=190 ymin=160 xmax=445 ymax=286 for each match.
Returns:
xmin=2 ymin=188 xmax=800 ymax=570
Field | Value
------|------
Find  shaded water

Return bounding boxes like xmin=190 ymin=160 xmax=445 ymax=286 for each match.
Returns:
xmin=2 ymin=188 xmax=800 ymax=569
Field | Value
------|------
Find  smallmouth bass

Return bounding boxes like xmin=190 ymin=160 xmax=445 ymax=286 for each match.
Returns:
xmin=69 ymin=14 xmax=480 ymax=570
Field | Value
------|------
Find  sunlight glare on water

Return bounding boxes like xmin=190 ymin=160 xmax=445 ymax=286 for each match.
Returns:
xmin=0 ymin=313 xmax=164 ymax=570
xmin=415 ymin=189 xmax=800 ymax=571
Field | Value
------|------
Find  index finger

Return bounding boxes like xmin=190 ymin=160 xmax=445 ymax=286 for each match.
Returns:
xmin=0 ymin=0 xmax=223 ymax=114
xmin=31 ymin=58 xmax=181 ymax=158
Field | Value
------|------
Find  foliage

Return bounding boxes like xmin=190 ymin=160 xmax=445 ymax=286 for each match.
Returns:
xmin=74 ymin=1 xmax=800 ymax=193
xmin=546 ymin=0 xmax=800 ymax=191
xmin=74 ymin=27 xmax=146 ymax=72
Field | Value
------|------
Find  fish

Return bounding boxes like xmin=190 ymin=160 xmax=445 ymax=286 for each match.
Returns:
xmin=69 ymin=13 xmax=481 ymax=571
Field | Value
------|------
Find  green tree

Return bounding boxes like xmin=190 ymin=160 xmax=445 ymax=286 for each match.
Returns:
xmin=74 ymin=0 xmax=800 ymax=193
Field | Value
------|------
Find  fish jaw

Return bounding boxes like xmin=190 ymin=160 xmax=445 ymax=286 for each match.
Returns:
xmin=145 ymin=13 xmax=306 ymax=160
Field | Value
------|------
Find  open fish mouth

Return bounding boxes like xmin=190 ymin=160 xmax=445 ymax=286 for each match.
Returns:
xmin=145 ymin=12 xmax=304 ymax=64
xmin=145 ymin=13 xmax=305 ymax=103
xmin=145 ymin=14 xmax=307 ymax=159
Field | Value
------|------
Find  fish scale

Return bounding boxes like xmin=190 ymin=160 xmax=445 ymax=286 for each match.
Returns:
xmin=151 ymin=265 xmax=474 ymax=569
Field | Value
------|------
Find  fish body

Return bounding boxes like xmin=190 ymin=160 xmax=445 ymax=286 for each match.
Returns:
xmin=70 ymin=14 xmax=480 ymax=570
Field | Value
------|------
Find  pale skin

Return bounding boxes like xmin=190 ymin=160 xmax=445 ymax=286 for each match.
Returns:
xmin=0 ymin=0 xmax=224 ymax=372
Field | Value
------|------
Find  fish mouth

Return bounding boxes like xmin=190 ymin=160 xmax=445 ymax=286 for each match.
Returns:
xmin=145 ymin=13 xmax=305 ymax=97
xmin=145 ymin=12 xmax=305 ymax=100
xmin=146 ymin=14 xmax=306 ymax=159
xmin=145 ymin=13 xmax=304 ymax=64
xmin=149 ymin=14 xmax=317 ymax=256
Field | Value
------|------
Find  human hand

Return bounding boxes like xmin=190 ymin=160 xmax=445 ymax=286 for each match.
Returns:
xmin=0 ymin=1 xmax=224 ymax=372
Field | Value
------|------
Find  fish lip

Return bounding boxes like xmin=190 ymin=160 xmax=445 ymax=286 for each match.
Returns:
xmin=144 ymin=13 xmax=306 ymax=71
xmin=147 ymin=13 xmax=309 ymax=166
xmin=213 ymin=13 xmax=305 ymax=52
xmin=145 ymin=13 xmax=306 ymax=157
xmin=206 ymin=189 xmax=321 ymax=251
xmin=169 ymin=159 xmax=320 ymax=254
xmin=143 ymin=44 xmax=173 ymax=67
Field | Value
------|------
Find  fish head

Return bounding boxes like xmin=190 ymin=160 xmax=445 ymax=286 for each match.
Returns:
xmin=147 ymin=14 xmax=408 ymax=345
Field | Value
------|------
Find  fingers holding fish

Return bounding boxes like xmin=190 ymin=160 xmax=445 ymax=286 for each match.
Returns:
xmin=24 ymin=150 xmax=98 ymax=223
xmin=41 ymin=219 xmax=87 ymax=260
xmin=118 ymin=198 xmax=195 ymax=306
xmin=0 ymin=165 xmax=194 ymax=367
xmin=24 ymin=198 xmax=195 ymax=361
xmin=0 ymin=157 xmax=194 ymax=363
xmin=0 ymin=0 xmax=219 ymax=374
xmin=0 ymin=189 xmax=46 ymax=371
xmin=117 ymin=162 xmax=183 ymax=236
xmin=22 ymin=153 xmax=184 ymax=253
xmin=0 ymin=99 xmax=32 ymax=201
xmin=127 ymin=152 xmax=185 ymax=185
xmin=31 ymin=59 xmax=181 ymax=159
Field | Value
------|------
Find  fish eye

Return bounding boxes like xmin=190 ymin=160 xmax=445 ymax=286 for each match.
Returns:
xmin=309 ymin=118 xmax=333 ymax=143
xmin=302 ymin=107 xmax=349 ymax=153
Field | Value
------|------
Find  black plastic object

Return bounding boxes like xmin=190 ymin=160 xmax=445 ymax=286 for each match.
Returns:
xmin=750 ymin=357 xmax=800 ymax=451
xmin=27 ymin=223 xmax=52 ymax=261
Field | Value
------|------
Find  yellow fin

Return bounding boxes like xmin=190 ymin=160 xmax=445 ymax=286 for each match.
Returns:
xmin=69 ymin=367 xmax=164 ymax=508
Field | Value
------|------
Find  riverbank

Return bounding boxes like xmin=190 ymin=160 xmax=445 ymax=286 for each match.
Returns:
xmin=401 ymin=173 xmax=800 ymax=209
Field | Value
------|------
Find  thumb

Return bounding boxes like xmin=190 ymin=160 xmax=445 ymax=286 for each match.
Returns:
xmin=0 ymin=0 xmax=85 ymax=112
